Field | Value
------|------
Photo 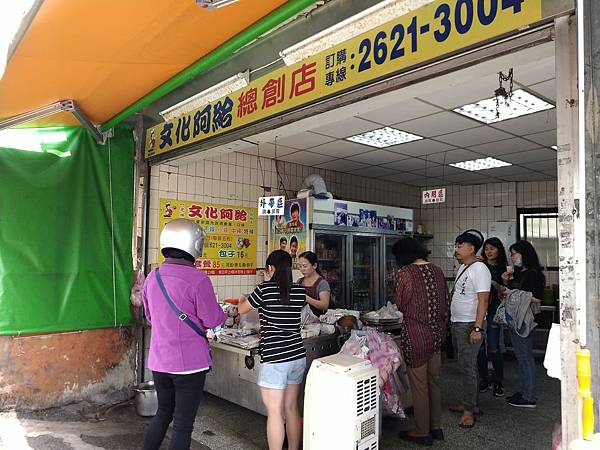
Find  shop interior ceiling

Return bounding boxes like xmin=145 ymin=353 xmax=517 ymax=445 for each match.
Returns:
xmin=0 ymin=0 xmax=289 ymax=128
xmin=176 ymin=42 xmax=557 ymax=187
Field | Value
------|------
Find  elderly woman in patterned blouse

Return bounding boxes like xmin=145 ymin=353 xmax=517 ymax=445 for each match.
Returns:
xmin=393 ymin=237 xmax=449 ymax=446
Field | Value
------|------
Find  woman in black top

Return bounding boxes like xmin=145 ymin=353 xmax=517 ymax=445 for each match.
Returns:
xmin=501 ymin=240 xmax=545 ymax=408
xmin=238 ymin=250 xmax=306 ymax=450
xmin=477 ymin=238 xmax=508 ymax=397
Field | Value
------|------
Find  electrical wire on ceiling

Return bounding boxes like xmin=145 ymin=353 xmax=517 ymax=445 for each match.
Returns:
xmin=441 ymin=151 xmax=447 ymax=186
xmin=241 ymin=138 xmax=269 ymax=194
xmin=274 ymin=137 xmax=289 ymax=198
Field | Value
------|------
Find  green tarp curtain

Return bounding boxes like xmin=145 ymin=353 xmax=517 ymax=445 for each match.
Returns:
xmin=0 ymin=126 xmax=134 ymax=334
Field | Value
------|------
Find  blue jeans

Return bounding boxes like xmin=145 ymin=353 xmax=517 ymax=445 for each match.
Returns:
xmin=509 ymin=329 xmax=536 ymax=402
xmin=477 ymin=317 xmax=504 ymax=383
xmin=258 ymin=357 xmax=307 ymax=389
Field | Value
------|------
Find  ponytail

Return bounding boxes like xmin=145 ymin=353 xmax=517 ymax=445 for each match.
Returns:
xmin=266 ymin=250 xmax=293 ymax=304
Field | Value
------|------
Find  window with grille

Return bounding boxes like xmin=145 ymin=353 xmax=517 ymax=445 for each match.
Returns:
xmin=517 ymin=208 xmax=559 ymax=270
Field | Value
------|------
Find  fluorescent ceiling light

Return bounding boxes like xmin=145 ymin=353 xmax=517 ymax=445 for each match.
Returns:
xmin=453 ymin=89 xmax=554 ymax=124
xmin=450 ymin=157 xmax=512 ymax=171
xmin=346 ymin=126 xmax=423 ymax=148
xmin=0 ymin=129 xmax=68 ymax=154
xmin=0 ymin=0 xmax=40 ymax=79
xmin=159 ymin=71 xmax=249 ymax=121
xmin=280 ymin=0 xmax=430 ymax=66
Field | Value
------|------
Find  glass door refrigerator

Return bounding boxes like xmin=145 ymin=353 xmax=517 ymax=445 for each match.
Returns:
xmin=313 ymin=228 xmax=398 ymax=311
xmin=350 ymin=235 xmax=381 ymax=311
xmin=314 ymin=233 xmax=347 ymax=310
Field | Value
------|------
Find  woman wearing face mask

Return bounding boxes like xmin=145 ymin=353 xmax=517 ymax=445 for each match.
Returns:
xmin=501 ymin=240 xmax=545 ymax=408
xmin=477 ymin=238 xmax=508 ymax=397
xmin=297 ymin=251 xmax=331 ymax=317
xmin=238 ymin=250 xmax=306 ymax=450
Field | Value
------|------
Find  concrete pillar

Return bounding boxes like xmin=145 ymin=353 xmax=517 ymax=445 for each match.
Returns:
xmin=555 ymin=13 xmax=582 ymax=446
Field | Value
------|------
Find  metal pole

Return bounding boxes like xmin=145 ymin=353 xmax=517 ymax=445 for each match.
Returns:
xmin=555 ymin=13 xmax=581 ymax=445
xmin=99 ymin=0 xmax=319 ymax=132
xmin=581 ymin=0 xmax=600 ymax=430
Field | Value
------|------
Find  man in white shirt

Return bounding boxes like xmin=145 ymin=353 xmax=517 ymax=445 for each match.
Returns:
xmin=450 ymin=232 xmax=491 ymax=429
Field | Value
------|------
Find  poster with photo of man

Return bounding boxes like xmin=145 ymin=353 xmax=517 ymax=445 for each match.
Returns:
xmin=268 ymin=198 xmax=307 ymax=270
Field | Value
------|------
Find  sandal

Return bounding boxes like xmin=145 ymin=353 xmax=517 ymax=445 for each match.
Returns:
xmin=449 ymin=404 xmax=483 ymax=416
xmin=458 ymin=413 xmax=476 ymax=429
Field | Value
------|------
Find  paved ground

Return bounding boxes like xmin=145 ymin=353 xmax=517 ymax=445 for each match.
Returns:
xmin=0 ymin=357 xmax=560 ymax=449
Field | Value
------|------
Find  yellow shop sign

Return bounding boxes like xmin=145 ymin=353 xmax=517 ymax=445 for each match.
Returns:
xmin=146 ymin=0 xmax=544 ymax=158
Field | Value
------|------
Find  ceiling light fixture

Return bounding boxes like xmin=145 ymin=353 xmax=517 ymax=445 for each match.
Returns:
xmin=159 ymin=71 xmax=249 ymax=121
xmin=346 ymin=126 xmax=423 ymax=148
xmin=280 ymin=0 xmax=418 ymax=66
xmin=195 ymin=0 xmax=240 ymax=11
xmin=450 ymin=157 xmax=512 ymax=171
xmin=454 ymin=89 xmax=554 ymax=124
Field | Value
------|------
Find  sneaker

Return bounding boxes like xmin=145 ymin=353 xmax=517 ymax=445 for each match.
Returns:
xmin=493 ymin=383 xmax=505 ymax=397
xmin=507 ymin=395 xmax=536 ymax=408
xmin=506 ymin=392 xmax=521 ymax=402
xmin=479 ymin=380 xmax=490 ymax=393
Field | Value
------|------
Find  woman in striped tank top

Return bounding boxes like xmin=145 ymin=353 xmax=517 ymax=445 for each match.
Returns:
xmin=239 ymin=250 xmax=307 ymax=450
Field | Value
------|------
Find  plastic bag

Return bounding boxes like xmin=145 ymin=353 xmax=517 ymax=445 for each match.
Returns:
xmin=130 ymin=270 xmax=145 ymax=308
xmin=382 ymin=371 xmax=406 ymax=417
xmin=339 ymin=330 xmax=406 ymax=417
xmin=362 ymin=302 xmax=403 ymax=321
xmin=301 ymin=304 xmax=320 ymax=326
xmin=239 ymin=307 xmax=260 ymax=332
xmin=320 ymin=308 xmax=360 ymax=325
xmin=364 ymin=330 xmax=405 ymax=417
xmin=339 ymin=332 xmax=369 ymax=360
xmin=544 ymin=323 xmax=561 ymax=380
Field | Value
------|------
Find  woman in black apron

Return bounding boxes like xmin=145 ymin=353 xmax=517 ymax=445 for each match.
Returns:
xmin=296 ymin=251 xmax=331 ymax=316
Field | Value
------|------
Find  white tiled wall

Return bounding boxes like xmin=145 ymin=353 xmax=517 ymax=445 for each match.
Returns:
xmin=148 ymin=151 xmax=421 ymax=300
xmin=419 ymin=181 xmax=558 ymax=276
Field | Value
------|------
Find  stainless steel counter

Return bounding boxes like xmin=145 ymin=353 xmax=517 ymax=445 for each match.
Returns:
xmin=204 ymin=333 xmax=340 ymax=416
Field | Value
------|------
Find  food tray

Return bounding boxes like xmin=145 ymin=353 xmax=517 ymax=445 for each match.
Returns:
xmin=361 ymin=317 xmax=401 ymax=325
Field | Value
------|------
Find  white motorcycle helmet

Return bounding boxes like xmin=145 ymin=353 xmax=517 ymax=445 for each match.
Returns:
xmin=160 ymin=218 xmax=206 ymax=259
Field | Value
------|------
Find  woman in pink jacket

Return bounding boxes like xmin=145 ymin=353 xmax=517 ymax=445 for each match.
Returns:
xmin=142 ymin=219 xmax=226 ymax=450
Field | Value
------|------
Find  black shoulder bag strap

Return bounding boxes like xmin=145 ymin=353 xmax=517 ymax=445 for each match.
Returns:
xmin=450 ymin=261 xmax=477 ymax=299
xmin=155 ymin=268 xmax=208 ymax=342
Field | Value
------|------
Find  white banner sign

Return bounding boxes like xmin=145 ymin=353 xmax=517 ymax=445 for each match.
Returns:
xmin=258 ymin=196 xmax=285 ymax=215
xmin=422 ymin=188 xmax=446 ymax=205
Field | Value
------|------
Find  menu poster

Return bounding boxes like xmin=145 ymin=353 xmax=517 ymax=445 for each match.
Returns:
xmin=159 ymin=198 xmax=258 ymax=275
xmin=268 ymin=198 xmax=308 ymax=270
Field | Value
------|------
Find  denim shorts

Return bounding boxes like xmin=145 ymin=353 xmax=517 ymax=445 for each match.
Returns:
xmin=258 ymin=357 xmax=307 ymax=389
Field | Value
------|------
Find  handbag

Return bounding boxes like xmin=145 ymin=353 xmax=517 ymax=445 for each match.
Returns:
xmin=155 ymin=268 xmax=208 ymax=342
xmin=493 ymin=301 xmax=507 ymax=325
